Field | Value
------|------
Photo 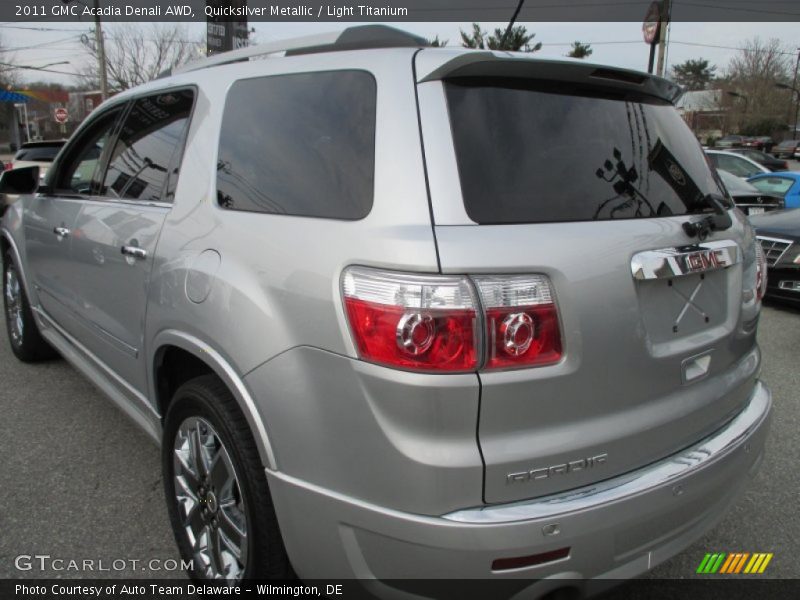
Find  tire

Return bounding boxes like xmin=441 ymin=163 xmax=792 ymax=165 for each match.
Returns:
xmin=162 ymin=374 xmax=293 ymax=581
xmin=3 ymin=251 xmax=57 ymax=362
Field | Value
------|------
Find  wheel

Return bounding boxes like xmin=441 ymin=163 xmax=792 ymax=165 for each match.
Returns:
xmin=3 ymin=251 xmax=57 ymax=361
xmin=162 ymin=375 xmax=293 ymax=581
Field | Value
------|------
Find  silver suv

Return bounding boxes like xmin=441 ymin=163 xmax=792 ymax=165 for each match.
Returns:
xmin=0 ymin=26 xmax=772 ymax=592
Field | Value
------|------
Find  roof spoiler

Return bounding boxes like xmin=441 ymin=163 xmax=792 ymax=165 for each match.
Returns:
xmin=417 ymin=52 xmax=683 ymax=105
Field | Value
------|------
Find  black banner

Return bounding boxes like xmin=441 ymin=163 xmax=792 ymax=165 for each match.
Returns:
xmin=3 ymin=0 xmax=799 ymax=22
xmin=3 ymin=579 xmax=800 ymax=600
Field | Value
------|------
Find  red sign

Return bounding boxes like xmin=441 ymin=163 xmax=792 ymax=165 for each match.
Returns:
xmin=54 ymin=107 xmax=68 ymax=124
xmin=642 ymin=1 xmax=661 ymax=44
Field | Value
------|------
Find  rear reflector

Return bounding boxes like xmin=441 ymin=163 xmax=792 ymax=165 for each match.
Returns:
xmin=342 ymin=267 xmax=478 ymax=372
xmin=474 ymin=275 xmax=562 ymax=370
xmin=492 ymin=547 xmax=570 ymax=571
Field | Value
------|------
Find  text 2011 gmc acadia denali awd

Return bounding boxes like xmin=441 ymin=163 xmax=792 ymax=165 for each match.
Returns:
xmin=0 ymin=25 xmax=771 ymax=597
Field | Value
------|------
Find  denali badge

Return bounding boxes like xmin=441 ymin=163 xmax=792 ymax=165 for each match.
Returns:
xmin=507 ymin=454 xmax=608 ymax=484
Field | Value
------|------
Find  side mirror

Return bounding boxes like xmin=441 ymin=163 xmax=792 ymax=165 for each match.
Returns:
xmin=0 ymin=166 xmax=41 ymax=195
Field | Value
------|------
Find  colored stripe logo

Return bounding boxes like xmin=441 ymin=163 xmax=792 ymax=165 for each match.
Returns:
xmin=697 ymin=552 xmax=773 ymax=574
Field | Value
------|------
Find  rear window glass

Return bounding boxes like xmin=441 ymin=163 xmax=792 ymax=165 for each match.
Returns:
xmin=749 ymin=177 xmax=794 ymax=197
xmin=216 ymin=70 xmax=376 ymax=220
xmin=445 ymin=79 xmax=724 ymax=224
xmin=14 ymin=145 xmax=62 ymax=162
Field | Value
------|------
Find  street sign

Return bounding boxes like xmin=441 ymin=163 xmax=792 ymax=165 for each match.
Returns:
xmin=642 ymin=1 xmax=661 ymax=44
xmin=54 ymin=107 xmax=68 ymax=124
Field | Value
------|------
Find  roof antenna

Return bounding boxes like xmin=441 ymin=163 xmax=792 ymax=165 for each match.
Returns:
xmin=500 ymin=0 xmax=526 ymax=49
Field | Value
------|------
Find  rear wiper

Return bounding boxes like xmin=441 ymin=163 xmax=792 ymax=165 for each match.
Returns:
xmin=682 ymin=193 xmax=733 ymax=240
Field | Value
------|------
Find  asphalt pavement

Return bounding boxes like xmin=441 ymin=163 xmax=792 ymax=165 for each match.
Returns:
xmin=0 ymin=304 xmax=797 ymax=582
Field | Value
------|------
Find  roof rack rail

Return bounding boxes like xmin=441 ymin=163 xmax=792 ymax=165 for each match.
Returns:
xmin=172 ymin=25 xmax=428 ymax=76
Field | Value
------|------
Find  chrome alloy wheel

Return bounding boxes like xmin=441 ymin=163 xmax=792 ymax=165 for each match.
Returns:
xmin=5 ymin=265 xmax=24 ymax=345
xmin=173 ymin=416 xmax=248 ymax=581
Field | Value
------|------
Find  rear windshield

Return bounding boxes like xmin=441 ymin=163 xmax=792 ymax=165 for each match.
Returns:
xmin=445 ymin=79 xmax=724 ymax=224
xmin=748 ymin=177 xmax=793 ymax=197
xmin=14 ymin=144 xmax=62 ymax=162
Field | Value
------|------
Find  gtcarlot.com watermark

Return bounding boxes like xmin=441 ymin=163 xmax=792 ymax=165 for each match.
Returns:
xmin=14 ymin=554 xmax=192 ymax=573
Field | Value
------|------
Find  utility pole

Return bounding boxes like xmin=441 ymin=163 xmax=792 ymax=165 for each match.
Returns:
xmin=63 ymin=0 xmax=108 ymax=100
xmin=792 ymin=48 xmax=800 ymax=139
xmin=93 ymin=0 xmax=108 ymax=101
xmin=656 ymin=0 xmax=671 ymax=77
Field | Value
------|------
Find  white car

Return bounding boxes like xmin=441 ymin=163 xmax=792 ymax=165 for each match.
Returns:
xmin=705 ymin=149 xmax=770 ymax=179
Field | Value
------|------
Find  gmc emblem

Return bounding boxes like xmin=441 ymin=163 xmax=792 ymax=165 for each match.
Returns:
xmin=686 ymin=249 xmax=726 ymax=272
xmin=506 ymin=454 xmax=608 ymax=484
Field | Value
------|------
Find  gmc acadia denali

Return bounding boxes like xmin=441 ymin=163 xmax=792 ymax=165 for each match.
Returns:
xmin=0 ymin=26 xmax=772 ymax=596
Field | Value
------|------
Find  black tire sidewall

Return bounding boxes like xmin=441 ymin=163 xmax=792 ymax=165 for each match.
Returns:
xmin=162 ymin=377 xmax=285 ymax=580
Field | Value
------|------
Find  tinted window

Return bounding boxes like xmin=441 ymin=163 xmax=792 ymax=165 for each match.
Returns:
xmin=103 ymin=90 xmax=194 ymax=202
xmin=216 ymin=70 xmax=376 ymax=219
xmin=54 ymin=109 xmax=122 ymax=194
xmin=749 ymin=177 xmax=794 ymax=197
xmin=15 ymin=145 xmax=63 ymax=162
xmin=445 ymin=79 xmax=725 ymax=224
xmin=715 ymin=154 xmax=760 ymax=178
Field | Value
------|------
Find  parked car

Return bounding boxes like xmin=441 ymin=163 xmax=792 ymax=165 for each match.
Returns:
xmin=0 ymin=26 xmax=771 ymax=588
xmin=727 ymin=147 xmax=789 ymax=172
xmin=744 ymin=136 xmax=774 ymax=153
xmin=705 ymin=149 xmax=770 ymax=179
xmin=751 ymin=209 xmax=800 ymax=305
xmin=747 ymin=172 xmax=800 ymax=209
xmin=716 ymin=169 xmax=783 ymax=215
xmin=772 ymin=139 xmax=800 ymax=159
xmin=715 ymin=134 xmax=745 ymax=148
xmin=9 ymin=140 xmax=66 ymax=181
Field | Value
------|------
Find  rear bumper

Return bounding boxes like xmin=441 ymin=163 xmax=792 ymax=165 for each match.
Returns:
xmin=268 ymin=380 xmax=771 ymax=591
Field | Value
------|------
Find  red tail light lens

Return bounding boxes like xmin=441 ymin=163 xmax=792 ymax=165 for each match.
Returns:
xmin=474 ymin=275 xmax=562 ymax=370
xmin=342 ymin=267 xmax=478 ymax=372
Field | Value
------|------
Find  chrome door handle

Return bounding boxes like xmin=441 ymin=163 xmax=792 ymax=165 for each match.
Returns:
xmin=121 ymin=245 xmax=147 ymax=260
xmin=53 ymin=226 xmax=70 ymax=238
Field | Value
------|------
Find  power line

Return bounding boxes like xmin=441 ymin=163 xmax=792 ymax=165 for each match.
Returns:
xmin=0 ymin=25 xmax=87 ymax=33
xmin=0 ymin=36 xmax=82 ymax=53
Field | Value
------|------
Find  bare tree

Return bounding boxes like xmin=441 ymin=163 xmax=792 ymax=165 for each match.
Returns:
xmin=721 ymin=37 xmax=793 ymax=133
xmin=78 ymin=24 xmax=203 ymax=91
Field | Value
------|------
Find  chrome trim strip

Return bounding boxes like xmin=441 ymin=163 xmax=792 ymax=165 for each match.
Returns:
xmin=444 ymin=381 xmax=770 ymax=524
xmin=34 ymin=306 xmax=158 ymax=419
xmin=631 ymin=240 xmax=740 ymax=281
xmin=36 ymin=287 xmax=139 ymax=358
xmin=152 ymin=330 xmax=278 ymax=471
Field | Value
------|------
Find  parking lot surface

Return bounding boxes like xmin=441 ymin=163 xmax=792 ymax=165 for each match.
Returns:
xmin=0 ymin=304 xmax=797 ymax=581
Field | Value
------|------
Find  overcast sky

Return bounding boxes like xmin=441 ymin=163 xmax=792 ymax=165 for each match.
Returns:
xmin=1 ymin=21 xmax=798 ymax=87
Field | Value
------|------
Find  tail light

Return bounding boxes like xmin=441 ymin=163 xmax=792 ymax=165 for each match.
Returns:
xmin=474 ymin=275 xmax=562 ymax=369
xmin=342 ymin=267 xmax=562 ymax=373
xmin=342 ymin=267 xmax=478 ymax=372
xmin=4 ymin=162 xmax=12 ymax=171
xmin=755 ymin=242 xmax=767 ymax=301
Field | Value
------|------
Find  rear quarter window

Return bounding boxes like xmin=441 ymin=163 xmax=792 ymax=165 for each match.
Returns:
xmin=216 ymin=70 xmax=376 ymax=220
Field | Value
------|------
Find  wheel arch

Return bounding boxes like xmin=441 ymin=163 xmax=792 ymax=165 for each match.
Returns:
xmin=151 ymin=330 xmax=277 ymax=471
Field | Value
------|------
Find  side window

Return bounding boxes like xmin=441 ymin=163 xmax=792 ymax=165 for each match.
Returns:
xmin=216 ymin=70 xmax=376 ymax=219
xmin=718 ymin=155 xmax=751 ymax=178
xmin=54 ymin=108 xmax=122 ymax=195
xmin=102 ymin=89 xmax=194 ymax=202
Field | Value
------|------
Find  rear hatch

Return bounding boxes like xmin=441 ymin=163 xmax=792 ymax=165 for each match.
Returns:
xmin=415 ymin=51 xmax=762 ymax=504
